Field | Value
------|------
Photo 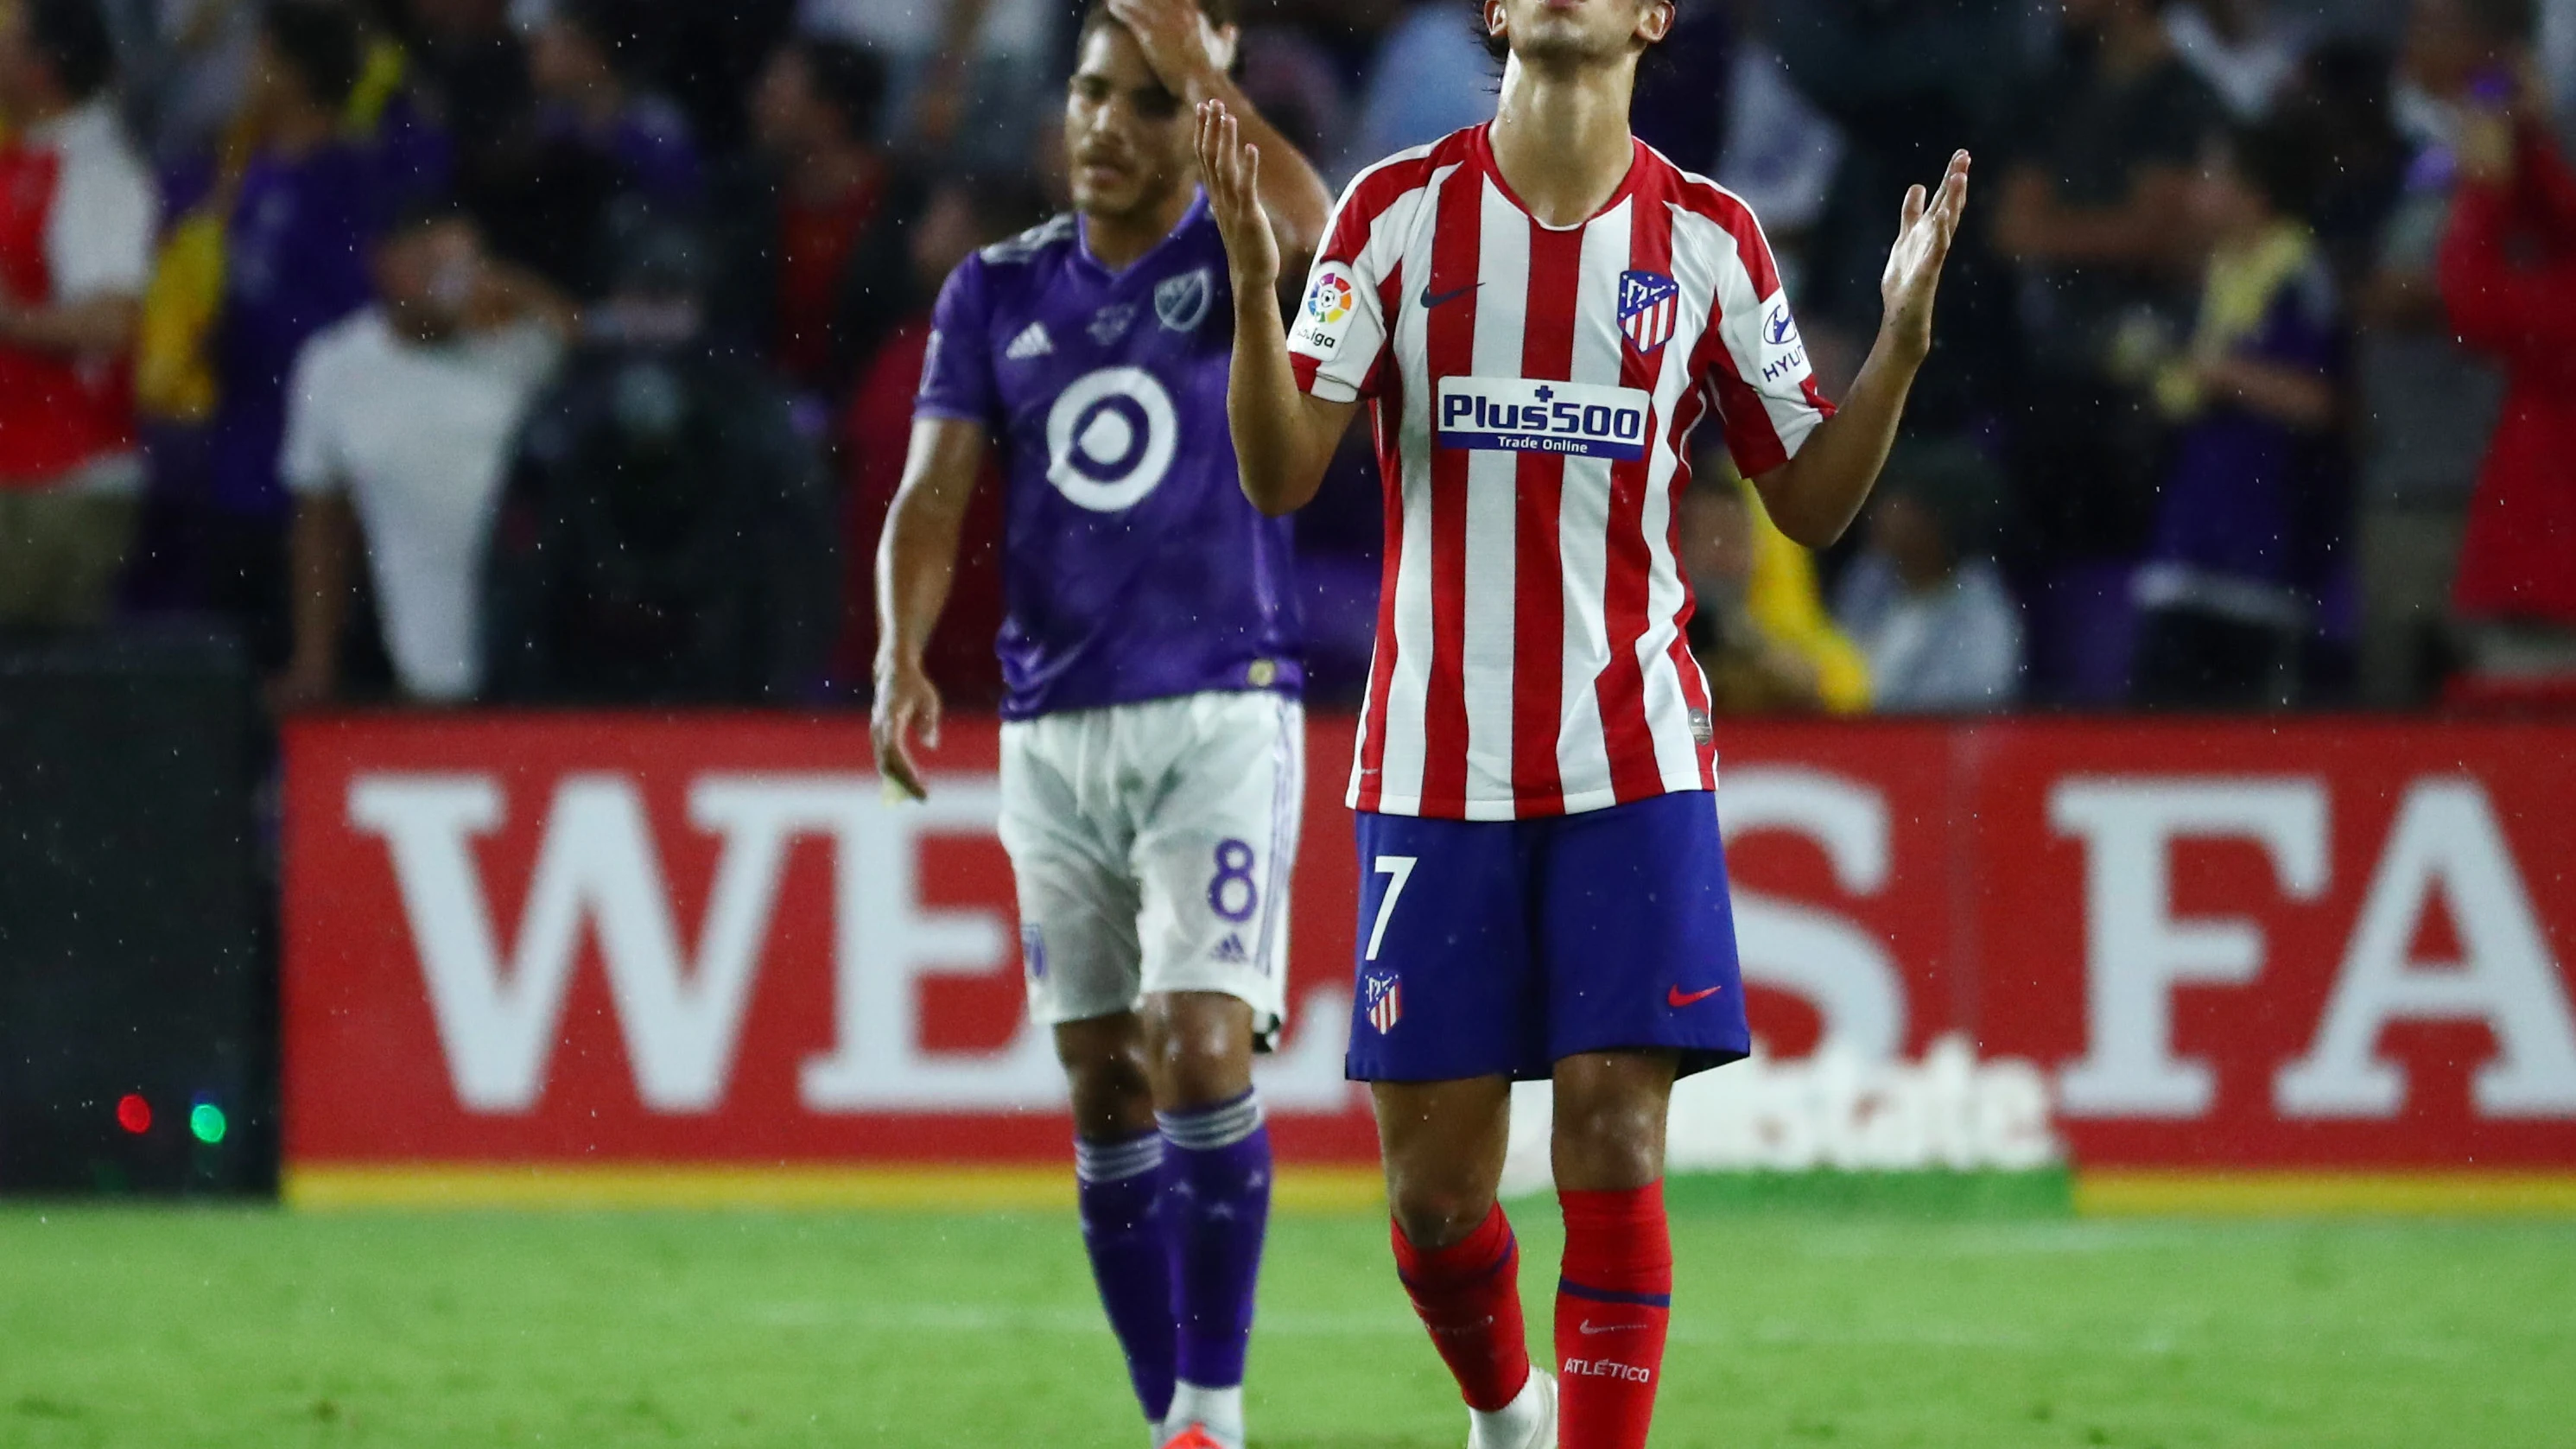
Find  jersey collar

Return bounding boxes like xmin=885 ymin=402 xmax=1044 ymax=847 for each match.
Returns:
xmin=1074 ymin=187 xmax=1212 ymax=282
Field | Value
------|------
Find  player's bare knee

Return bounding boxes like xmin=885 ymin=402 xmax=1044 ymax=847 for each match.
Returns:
xmin=1551 ymin=1054 xmax=1675 ymax=1190
xmin=1142 ymin=991 xmax=1254 ymax=1109
xmin=1386 ymin=1174 xmax=1495 ymax=1252
xmin=1056 ymin=1017 xmax=1156 ymax=1140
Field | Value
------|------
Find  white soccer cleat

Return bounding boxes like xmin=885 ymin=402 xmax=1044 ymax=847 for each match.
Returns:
xmin=1467 ymin=1368 xmax=1557 ymax=1449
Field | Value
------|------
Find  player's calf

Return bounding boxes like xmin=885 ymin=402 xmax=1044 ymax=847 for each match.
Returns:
xmin=1551 ymin=1053 xmax=1678 ymax=1449
xmin=1145 ymin=992 xmax=1271 ymax=1449
xmin=1062 ymin=1015 xmax=1178 ymax=1432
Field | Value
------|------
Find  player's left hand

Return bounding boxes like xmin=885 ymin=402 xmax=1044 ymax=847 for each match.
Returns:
xmin=872 ymin=662 xmax=943 ymax=804
xmin=1196 ymin=99 xmax=1278 ymax=292
xmin=1107 ymin=0 xmax=1235 ymax=93
xmin=1881 ymin=149 xmax=1970 ymax=364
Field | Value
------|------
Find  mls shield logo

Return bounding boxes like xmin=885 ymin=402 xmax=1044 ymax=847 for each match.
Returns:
xmin=1363 ymin=970 xmax=1402 ymax=1034
xmin=1155 ymin=266 xmax=1214 ymax=333
xmin=1617 ymin=270 xmax=1680 ymax=355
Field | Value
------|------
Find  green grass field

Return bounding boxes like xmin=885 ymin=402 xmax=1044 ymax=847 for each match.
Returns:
xmin=4 ymin=1194 xmax=2573 ymax=1448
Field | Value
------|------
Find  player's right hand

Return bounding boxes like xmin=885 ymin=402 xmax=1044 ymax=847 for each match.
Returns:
xmin=1195 ymin=99 xmax=1278 ymax=291
xmin=871 ymin=662 xmax=942 ymax=803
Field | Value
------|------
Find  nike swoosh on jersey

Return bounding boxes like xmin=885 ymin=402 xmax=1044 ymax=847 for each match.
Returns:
xmin=1666 ymin=984 xmax=1723 ymax=1008
xmin=1419 ymin=282 xmax=1479 ymax=309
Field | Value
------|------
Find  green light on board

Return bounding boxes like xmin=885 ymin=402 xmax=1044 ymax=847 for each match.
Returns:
xmin=188 ymin=1103 xmax=227 ymax=1146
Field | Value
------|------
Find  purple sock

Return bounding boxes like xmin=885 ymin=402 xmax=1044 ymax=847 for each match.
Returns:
xmin=1075 ymin=1132 xmax=1177 ymax=1424
xmin=1158 ymin=1090 xmax=1272 ymax=1390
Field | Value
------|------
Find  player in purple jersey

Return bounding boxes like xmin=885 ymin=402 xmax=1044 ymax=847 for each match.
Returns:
xmin=871 ymin=3 xmax=1330 ymax=1446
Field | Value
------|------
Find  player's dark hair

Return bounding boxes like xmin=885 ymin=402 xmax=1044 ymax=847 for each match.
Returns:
xmin=22 ymin=0 xmax=117 ymax=102
xmin=1474 ymin=0 xmax=1672 ymax=64
xmin=787 ymin=37 xmax=888 ymax=146
xmin=2221 ymin=113 xmax=2328 ymax=221
xmin=261 ymin=0 xmax=364 ymax=111
xmin=1075 ymin=0 xmax=1241 ymax=58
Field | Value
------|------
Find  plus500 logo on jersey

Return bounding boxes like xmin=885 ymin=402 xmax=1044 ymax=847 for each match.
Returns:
xmin=1437 ymin=377 xmax=1651 ymax=461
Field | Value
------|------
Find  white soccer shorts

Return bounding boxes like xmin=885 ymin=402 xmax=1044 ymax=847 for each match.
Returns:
xmin=998 ymin=690 xmax=1303 ymax=1043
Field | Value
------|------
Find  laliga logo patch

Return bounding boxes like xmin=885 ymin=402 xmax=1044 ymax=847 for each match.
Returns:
xmin=1617 ymin=270 xmax=1680 ymax=355
xmin=1306 ymin=270 xmax=1353 ymax=323
xmin=1045 ymin=365 xmax=1177 ymax=512
xmin=1298 ymin=266 xmax=1357 ymax=354
xmin=1436 ymin=376 xmax=1652 ymax=461
xmin=1021 ymin=923 xmax=1049 ymax=982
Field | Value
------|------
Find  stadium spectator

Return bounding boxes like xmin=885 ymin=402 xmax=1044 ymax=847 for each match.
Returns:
xmin=2279 ymin=38 xmax=2412 ymax=295
xmin=1832 ymin=438 xmax=2025 ymax=713
xmin=2440 ymin=60 xmax=2576 ymax=686
xmin=831 ymin=170 xmax=1050 ymax=706
xmin=1682 ymin=471 xmax=1870 ymax=716
xmin=519 ymin=0 xmax=705 ymax=297
xmin=2349 ymin=0 xmax=2522 ymax=704
xmin=2163 ymin=0 xmax=2306 ymax=119
xmin=708 ymin=36 xmax=924 ymax=416
xmin=2130 ymin=116 xmax=2346 ymax=709
xmin=391 ymin=0 xmax=566 ymax=278
xmin=808 ymin=0 xmax=1056 ymax=156
xmin=1768 ymin=0 xmax=2016 ymax=417
xmin=0 ymin=0 xmax=157 ymax=631
xmin=481 ymin=208 xmax=834 ymax=703
xmin=1348 ymin=0 xmax=1494 ymax=171
xmin=124 ymin=0 xmax=263 ymax=168
xmin=185 ymin=0 xmax=380 ymax=670
xmin=271 ymin=204 xmax=573 ymax=708
xmin=1992 ymin=0 xmax=2223 ymax=564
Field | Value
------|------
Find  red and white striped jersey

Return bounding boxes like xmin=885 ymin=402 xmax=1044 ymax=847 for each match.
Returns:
xmin=1291 ymin=124 xmax=1833 ymax=821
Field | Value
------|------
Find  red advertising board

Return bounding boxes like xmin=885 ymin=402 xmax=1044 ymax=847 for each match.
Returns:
xmin=282 ymin=715 xmax=2576 ymax=1176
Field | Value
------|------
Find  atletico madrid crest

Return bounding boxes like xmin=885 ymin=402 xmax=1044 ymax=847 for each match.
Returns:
xmin=1617 ymin=270 xmax=1680 ymax=355
xmin=1364 ymin=970 xmax=1402 ymax=1034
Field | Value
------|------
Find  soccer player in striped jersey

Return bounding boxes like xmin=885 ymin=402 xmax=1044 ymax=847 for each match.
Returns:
xmin=871 ymin=3 xmax=1330 ymax=1447
xmin=1192 ymin=0 xmax=1970 ymax=1442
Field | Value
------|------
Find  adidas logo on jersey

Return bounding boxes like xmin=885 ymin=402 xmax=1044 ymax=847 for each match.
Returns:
xmin=1005 ymin=322 xmax=1053 ymax=359
xmin=1212 ymin=934 xmax=1247 ymax=964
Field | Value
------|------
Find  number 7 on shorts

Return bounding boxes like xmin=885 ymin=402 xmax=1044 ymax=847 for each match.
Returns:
xmin=1366 ymin=855 xmax=1416 ymax=963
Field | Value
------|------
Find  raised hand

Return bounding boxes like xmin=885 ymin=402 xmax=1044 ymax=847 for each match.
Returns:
xmin=1195 ymin=99 xmax=1278 ymax=292
xmin=1881 ymin=149 xmax=1971 ymax=362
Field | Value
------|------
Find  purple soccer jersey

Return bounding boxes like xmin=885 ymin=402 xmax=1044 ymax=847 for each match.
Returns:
xmin=916 ymin=194 xmax=1304 ymax=721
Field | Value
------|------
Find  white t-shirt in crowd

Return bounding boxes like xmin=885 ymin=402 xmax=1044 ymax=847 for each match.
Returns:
xmin=25 ymin=98 xmax=157 ymax=492
xmin=29 ymin=98 xmax=155 ymax=305
xmin=798 ymin=0 xmax=1047 ymax=58
xmin=282 ymin=311 xmax=563 ymax=702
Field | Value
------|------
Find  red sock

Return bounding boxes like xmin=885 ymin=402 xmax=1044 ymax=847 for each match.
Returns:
xmin=1556 ymin=1182 xmax=1672 ymax=1449
xmin=1391 ymin=1204 xmax=1532 ymax=1413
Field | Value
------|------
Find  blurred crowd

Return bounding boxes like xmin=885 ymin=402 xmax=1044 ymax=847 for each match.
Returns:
xmin=0 ymin=0 xmax=2569 ymax=717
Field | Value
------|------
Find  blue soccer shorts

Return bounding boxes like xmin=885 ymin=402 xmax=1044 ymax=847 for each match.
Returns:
xmin=1343 ymin=790 xmax=1750 ymax=1083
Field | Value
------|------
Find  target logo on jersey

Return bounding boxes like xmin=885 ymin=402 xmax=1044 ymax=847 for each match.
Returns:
xmin=1436 ymin=376 xmax=1653 ymax=461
